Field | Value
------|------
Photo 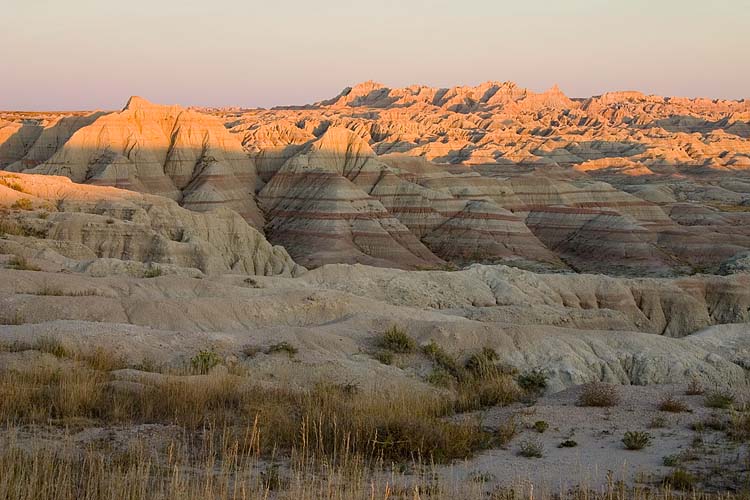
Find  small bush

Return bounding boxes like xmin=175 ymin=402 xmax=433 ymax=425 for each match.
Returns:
xmin=373 ymin=351 xmax=393 ymax=365
xmin=378 ymin=326 xmax=415 ymax=353
xmin=533 ymin=420 xmax=549 ymax=433
xmin=11 ymin=198 xmax=33 ymax=210
xmin=143 ymin=266 xmax=162 ymax=278
xmin=663 ymin=454 xmax=681 ymax=467
xmin=426 ymin=368 xmax=453 ymax=387
xmin=686 ymin=377 xmax=704 ymax=396
xmin=190 ymin=349 xmax=222 ymax=374
xmin=0 ymin=177 xmax=27 ymax=193
xmin=622 ymin=431 xmax=651 ymax=450
xmin=662 ymin=469 xmax=697 ymax=490
xmin=266 ymin=341 xmax=298 ymax=357
xmin=465 ymin=347 xmax=498 ymax=377
xmin=704 ymin=389 xmax=735 ymax=409
xmin=517 ymin=437 xmax=544 ymax=458
xmin=421 ymin=341 xmax=459 ymax=376
xmin=577 ymin=382 xmax=620 ymax=407
xmin=658 ymin=395 xmax=690 ymax=413
xmin=649 ymin=416 xmax=669 ymax=429
xmin=558 ymin=439 xmax=578 ymax=448
xmin=517 ymin=369 xmax=548 ymax=394
xmin=454 ymin=373 xmax=522 ymax=412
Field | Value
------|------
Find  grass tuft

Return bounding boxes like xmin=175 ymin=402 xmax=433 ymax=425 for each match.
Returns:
xmin=577 ymin=382 xmax=620 ymax=407
xmin=658 ymin=395 xmax=690 ymax=413
xmin=704 ymin=389 xmax=735 ymax=409
xmin=378 ymin=325 xmax=416 ymax=353
xmin=622 ymin=431 xmax=651 ymax=450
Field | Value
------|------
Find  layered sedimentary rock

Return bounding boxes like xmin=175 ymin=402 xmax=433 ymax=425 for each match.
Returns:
xmin=259 ymin=127 xmax=565 ymax=269
xmin=2 ymin=82 xmax=749 ymax=273
xmin=209 ymin=82 xmax=750 ymax=274
xmin=5 ymin=98 xmax=263 ymax=228
xmin=0 ymin=172 xmax=302 ymax=276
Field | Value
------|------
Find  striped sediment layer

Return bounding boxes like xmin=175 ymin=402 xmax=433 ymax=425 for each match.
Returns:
xmin=7 ymin=97 xmax=263 ymax=228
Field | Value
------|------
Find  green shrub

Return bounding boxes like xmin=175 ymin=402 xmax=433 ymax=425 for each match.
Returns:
xmin=190 ymin=349 xmax=222 ymax=374
xmin=143 ymin=266 xmax=163 ymax=278
xmin=373 ymin=351 xmax=393 ymax=365
xmin=421 ymin=341 xmax=460 ymax=376
xmin=426 ymin=368 xmax=453 ymax=387
xmin=622 ymin=431 xmax=651 ymax=450
xmin=533 ymin=420 xmax=549 ymax=433
xmin=558 ymin=439 xmax=578 ymax=448
xmin=704 ymin=389 xmax=735 ymax=409
xmin=378 ymin=326 xmax=416 ymax=353
xmin=518 ymin=437 xmax=544 ymax=458
xmin=517 ymin=369 xmax=548 ymax=394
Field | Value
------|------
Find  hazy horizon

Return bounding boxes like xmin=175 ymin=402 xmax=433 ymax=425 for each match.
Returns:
xmin=2 ymin=0 xmax=748 ymax=110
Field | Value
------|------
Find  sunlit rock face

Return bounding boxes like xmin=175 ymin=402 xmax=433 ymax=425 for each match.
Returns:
xmin=214 ymin=81 xmax=750 ymax=274
xmin=4 ymin=97 xmax=263 ymax=228
xmin=2 ymin=82 xmax=749 ymax=273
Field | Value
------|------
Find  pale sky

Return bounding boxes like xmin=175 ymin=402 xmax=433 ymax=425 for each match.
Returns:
xmin=2 ymin=0 xmax=748 ymax=110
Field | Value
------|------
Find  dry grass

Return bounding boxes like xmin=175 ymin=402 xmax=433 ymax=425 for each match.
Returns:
xmin=11 ymin=198 xmax=34 ymax=210
xmin=7 ymin=254 xmax=41 ymax=271
xmin=453 ymin=370 xmax=522 ymax=412
xmin=0 ymin=176 xmax=27 ymax=193
xmin=658 ymin=395 xmax=690 ymax=413
xmin=0 ymin=428 xmax=741 ymax=500
xmin=0 ymin=351 xmax=746 ymax=499
xmin=0 ymin=355 xmax=493 ymax=463
xmin=577 ymin=382 xmax=621 ymax=407
xmin=686 ymin=377 xmax=705 ymax=396
xmin=0 ymin=220 xmax=46 ymax=239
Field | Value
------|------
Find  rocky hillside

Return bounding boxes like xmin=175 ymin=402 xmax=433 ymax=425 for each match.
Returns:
xmin=2 ymin=83 xmax=749 ymax=274
xmin=0 ymin=172 xmax=302 ymax=277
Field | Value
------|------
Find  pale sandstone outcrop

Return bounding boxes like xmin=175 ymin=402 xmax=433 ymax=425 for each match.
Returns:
xmin=0 ymin=265 xmax=746 ymax=392
xmin=0 ymin=172 xmax=302 ymax=276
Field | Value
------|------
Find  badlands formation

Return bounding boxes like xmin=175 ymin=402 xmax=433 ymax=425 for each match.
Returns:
xmin=1 ymin=83 xmax=749 ymax=496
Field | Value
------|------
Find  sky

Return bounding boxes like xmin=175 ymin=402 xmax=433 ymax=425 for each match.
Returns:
xmin=2 ymin=0 xmax=748 ymax=110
